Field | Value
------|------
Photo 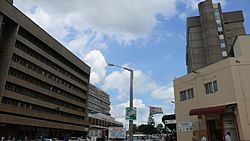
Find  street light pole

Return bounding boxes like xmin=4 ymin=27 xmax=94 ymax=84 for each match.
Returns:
xmin=107 ymin=63 xmax=134 ymax=141
xmin=129 ymin=69 xmax=133 ymax=141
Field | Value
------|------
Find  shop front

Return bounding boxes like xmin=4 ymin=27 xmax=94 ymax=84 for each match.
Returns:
xmin=189 ymin=104 xmax=240 ymax=141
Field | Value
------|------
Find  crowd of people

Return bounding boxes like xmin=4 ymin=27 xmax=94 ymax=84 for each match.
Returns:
xmin=192 ymin=132 xmax=232 ymax=141
xmin=164 ymin=134 xmax=176 ymax=141
xmin=1 ymin=136 xmax=29 ymax=141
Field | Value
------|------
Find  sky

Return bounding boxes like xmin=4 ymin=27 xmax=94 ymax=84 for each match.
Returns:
xmin=13 ymin=0 xmax=250 ymax=128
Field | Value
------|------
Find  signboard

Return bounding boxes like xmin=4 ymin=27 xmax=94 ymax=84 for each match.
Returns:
xmin=108 ymin=127 xmax=126 ymax=139
xmin=126 ymin=107 xmax=136 ymax=120
xmin=178 ymin=122 xmax=193 ymax=132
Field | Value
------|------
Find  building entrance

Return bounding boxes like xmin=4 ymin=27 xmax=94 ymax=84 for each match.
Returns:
xmin=206 ymin=114 xmax=239 ymax=141
xmin=207 ymin=118 xmax=223 ymax=141
xmin=223 ymin=114 xmax=239 ymax=141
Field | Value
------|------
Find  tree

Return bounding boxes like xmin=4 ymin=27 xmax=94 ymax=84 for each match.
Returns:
xmin=133 ymin=124 xmax=138 ymax=133
xmin=137 ymin=124 xmax=159 ymax=135
xmin=156 ymin=123 xmax=163 ymax=133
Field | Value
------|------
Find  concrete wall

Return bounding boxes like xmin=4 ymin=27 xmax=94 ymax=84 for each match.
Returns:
xmin=0 ymin=15 xmax=19 ymax=102
xmin=175 ymin=35 xmax=250 ymax=141
xmin=186 ymin=0 xmax=245 ymax=73
xmin=231 ymin=36 xmax=250 ymax=140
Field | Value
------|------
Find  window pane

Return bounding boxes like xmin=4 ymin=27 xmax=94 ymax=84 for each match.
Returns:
xmin=213 ymin=81 xmax=218 ymax=92
xmin=214 ymin=12 xmax=220 ymax=17
xmin=222 ymin=51 xmax=227 ymax=57
xmin=213 ymin=4 xmax=219 ymax=9
xmin=218 ymin=27 xmax=223 ymax=32
xmin=187 ymin=89 xmax=192 ymax=99
xmin=216 ymin=19 xmax=221 ymax=24
xmin=190 ymin=89 xmax=194 ymax=98
xmin=219 ymin=35 xmax=224 ymax=40
xmin=214 ymin=12 xmax=220 ymax=19
xmin=221 ymin=43 xmax=226 ymax=48
xmin=208 ymin=83 xmax=213 ymax=93
xmin=205 ymin=84 xmax=209 ymax=94
xmin=180 ymin=91 xmax=186 ymax=101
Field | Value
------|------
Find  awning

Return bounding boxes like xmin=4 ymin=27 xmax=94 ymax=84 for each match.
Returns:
xmin=165 ymin=123 xmax=176 ymax=131
xmin=162 ymin=114 xmax=176 ymax=121
xmin=189 ymin=105 xmax=226 ymax=115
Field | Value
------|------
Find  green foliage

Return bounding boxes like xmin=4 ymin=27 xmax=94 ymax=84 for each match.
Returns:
xmin=137 ymin=124 xmax=159 ymax=135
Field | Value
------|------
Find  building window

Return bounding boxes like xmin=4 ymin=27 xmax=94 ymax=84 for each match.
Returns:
xmin=216 ymin=19 xmax=221 ymax=24
xmin=220 ymin=43 xmax=226 ymax=48
xmin=222 ymin=51 xmax=227 ymax=57
xmin=213 ymin=4 xmax=219 ymax=9
xmin=217 ymin=27 xmax=223 ymax=32
xmin=219 ymin=35 xmax=224 ymax=40
xmin=214 ymin=11 xmax=220 ymax=19
xmin=204 ymin=80 xmax=218 ymax=94
xmin=180 ymin=88 xmax=194 ymax=101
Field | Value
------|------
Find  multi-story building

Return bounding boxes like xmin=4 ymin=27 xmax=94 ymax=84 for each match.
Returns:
xmin=0 ymin=0 xmax=90 ymax=138
xmin=174 ymin=35 xmax=250 ymax=141
xmin=88 ymin=84 xmax=110 ymax=115
xmin=88 ymin=113 xmax=123 ymax=139
xmin=87 ymin=84 xmax=123 ymax=139
xmin=186 ymin=0 xmax=245 ymax=73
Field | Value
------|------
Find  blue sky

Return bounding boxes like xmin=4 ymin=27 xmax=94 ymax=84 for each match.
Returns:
xmin=14 ymin=0 xmax=250 ymax=127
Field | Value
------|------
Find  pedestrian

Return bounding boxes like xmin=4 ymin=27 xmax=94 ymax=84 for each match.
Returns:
xmin=201 ymin=135 xmax=207 ymax=141
xmin=225 ymin=132 xmax=232 ymax=141
xmin=1 ymin=137 xmax=5 ymax=141
xmin=192 ymin=132 xmax=197 ymax=141
xmin=24 ymin=136 xmax=28 ymax=141
xmin=7 ymin=136 xmax=11 ymax=141
xmin=165 ymin=135 xmax=169 ymax=141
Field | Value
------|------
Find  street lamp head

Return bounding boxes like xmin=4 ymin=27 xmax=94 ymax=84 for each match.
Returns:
xmin=107 ymin=63 xmax=114 ymax=66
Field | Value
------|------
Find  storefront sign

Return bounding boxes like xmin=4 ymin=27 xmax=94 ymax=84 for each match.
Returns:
xmin=178 ymin=122 xmax=193 ymax=132
xmin=126 ymin=107 xmax=136 ymax=120
xmin=108 ymin=127 xmax=126 ymax=139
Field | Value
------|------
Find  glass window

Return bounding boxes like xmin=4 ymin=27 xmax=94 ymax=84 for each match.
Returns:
xmin=219 ymin=35 xmax=224 ymax=40
xmin=213 ymin=4 xmax=219 ymax=9
xmin=214 ymin=12 xmax=220 ymax=16
xmin=220 ymin=40 xmax=225 ymax=44
xmin=180 ymin=91 xmax=186 ymax=101
xmin=213 ymin=81 xmax=218 ymax=92
xmin=222 ymin=51 xmax=227 ymax=57
xmin=221 ymin=43 xmax=226 ymax=48
xmin=218 ymin=27 xmax=223 ymax=32
xmin=204 ymin=81 xmax=218 ymax=94
xmin=214 ymin=11 xmax=220 ymax=19
xmin=180 ymin=88 xmax=194 ymax=101
xmin=216 ymin=19 xmax=221 ymax=24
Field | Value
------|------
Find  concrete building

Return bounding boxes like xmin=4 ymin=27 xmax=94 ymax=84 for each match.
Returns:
xmin=88 ymin=113 xmax=123 ymax=139
xmin=0 ymin=0 xmax=90 ymax=138
xmin=186 ymin=0 xmax=245 ymax=73
xmin=88 ymin=84 xmax=110 ymax=115
xmin=174 ymin=35 xmax=250 ymax=141
xmin=87 ymin=84 xmax=123 ymax=139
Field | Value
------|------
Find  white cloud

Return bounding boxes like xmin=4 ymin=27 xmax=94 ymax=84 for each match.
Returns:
xmin=14 ymin=0 xmax=177 ymax=44
xmin=179 ymin=12 xmax=188 ymax=21
xmin=83 ymin=50 xmax=107 ymax=84
xmin=13 ymin=0 xmax=176 ymax=125
xmin=111 ymin=98 xmax=174 ymax=128
xmin=22 ymin=7 xmax=70 ymax=42
xmin=151 ymin=84 xmax=174 ymax=101
xmin=103 ymin=65 xmax=174 ymax=103
xmin=180 ymin=0 xmax=227 ymax=11
xmin=102 ymin=68 xmax=160 ymax=100
xmin=111 ymin=98 xmax=149 ymax=128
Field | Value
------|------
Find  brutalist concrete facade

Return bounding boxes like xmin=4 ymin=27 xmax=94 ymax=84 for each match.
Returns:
xmin=186 ymin=0 xmax=245 ymax=73
xmin=88 ymin=84 xmax=111 ymax=115
xmin=0 ymin=0 xmax=90 ymax=138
